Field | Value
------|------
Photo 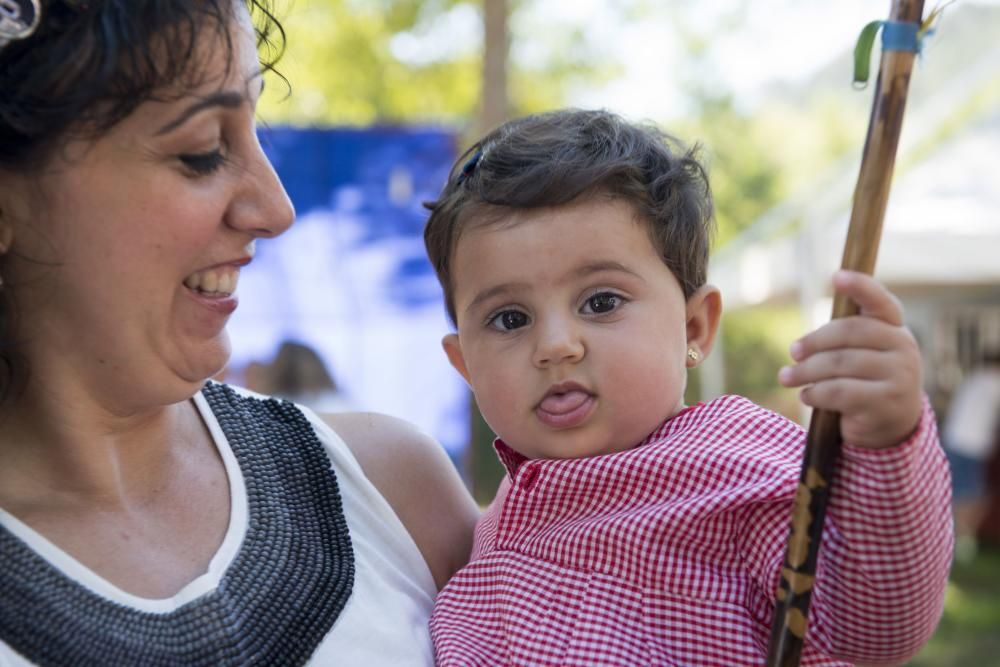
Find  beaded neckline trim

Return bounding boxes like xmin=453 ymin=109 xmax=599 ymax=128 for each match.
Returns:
xmin=0 ymin=382 xmax=355 ymax=666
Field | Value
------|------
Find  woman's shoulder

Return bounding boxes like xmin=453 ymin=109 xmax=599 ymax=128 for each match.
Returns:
xmin=320 ymin=411 xmax=479 ymax=590
xmin=322 ymin=411 xmax=444 ymax=465
xmin=320 ymin=411 xmax=459 ymax=498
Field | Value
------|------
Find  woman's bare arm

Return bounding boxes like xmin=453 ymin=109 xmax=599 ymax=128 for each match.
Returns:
xmin=323 ymin=412 xmax=479 ymax=590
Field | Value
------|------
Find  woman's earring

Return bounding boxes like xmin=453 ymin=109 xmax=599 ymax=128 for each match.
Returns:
xmin=687 ymin=348 xmax=699 ymax=363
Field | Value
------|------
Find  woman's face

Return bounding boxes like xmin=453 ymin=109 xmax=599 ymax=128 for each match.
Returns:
xmin=0 ymin=6 xmax=294 ymax=409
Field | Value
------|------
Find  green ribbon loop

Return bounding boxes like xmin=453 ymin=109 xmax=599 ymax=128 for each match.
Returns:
xmin=853 ymin=20 xmax=885 ymax=87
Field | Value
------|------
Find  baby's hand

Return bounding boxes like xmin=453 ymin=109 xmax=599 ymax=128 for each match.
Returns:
xmin=778 ymin=270 xmax=923 ymax=449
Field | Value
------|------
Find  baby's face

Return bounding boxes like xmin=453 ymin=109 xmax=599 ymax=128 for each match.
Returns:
xmin=443 ymin=197 xmax=697 ymax=460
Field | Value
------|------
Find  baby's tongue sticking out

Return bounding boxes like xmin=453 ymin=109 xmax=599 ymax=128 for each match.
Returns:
xmin=539 ymin=390 xmax=589 ymax=415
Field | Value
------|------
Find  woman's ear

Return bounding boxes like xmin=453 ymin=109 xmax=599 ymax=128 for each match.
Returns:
xmin=442 ymin=333 xmax=472 ymax=386
xmin=685 ymin=284 xmax=722 ymax=365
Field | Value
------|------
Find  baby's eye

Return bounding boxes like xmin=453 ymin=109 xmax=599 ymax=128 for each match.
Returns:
xmin=582 ymin=292 xmax=625 ymax=315
xmin=487 ymin=310 xmax=530 ymax=331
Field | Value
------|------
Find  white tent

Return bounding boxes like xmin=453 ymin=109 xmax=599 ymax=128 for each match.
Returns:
xmin=710 ymin=108 xmax=1000 ymax=314
xmin=703 ymin=36 xmax=1000 ymax=402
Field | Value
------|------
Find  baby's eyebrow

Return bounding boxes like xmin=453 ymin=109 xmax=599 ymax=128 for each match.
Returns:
xmin=465 ymin=282 xmax=530 ymax=317
xmin=574 ymin=260 xmax=644 ymax=281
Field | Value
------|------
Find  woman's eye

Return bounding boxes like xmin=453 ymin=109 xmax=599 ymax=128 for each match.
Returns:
xmin=179 ymin=149 xmax=226 ymax=175
xmin=583 ymin=292 xmax=624 ymax=315
xmin=488 ymin=310 xmax=530 ymax=331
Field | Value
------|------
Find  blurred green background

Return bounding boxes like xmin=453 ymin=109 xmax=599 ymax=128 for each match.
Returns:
xmin=912 ymin=548 xmax=1000 ymax=666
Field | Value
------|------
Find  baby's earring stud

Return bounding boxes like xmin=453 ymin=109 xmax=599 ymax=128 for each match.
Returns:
xmin=687 ymin=348 xmax=699 ymax=362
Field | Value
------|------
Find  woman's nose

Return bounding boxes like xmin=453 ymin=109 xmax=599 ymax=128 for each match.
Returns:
xmin=226 ymin=137 xmax=295 ymax=238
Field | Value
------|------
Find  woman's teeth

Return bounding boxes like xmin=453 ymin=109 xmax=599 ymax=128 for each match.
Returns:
xmin=183 ymin=268 xmax=239 ymax=296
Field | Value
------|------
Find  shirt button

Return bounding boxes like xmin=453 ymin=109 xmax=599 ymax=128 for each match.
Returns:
xmin=519 ymin=465 xmax=539 ymax=491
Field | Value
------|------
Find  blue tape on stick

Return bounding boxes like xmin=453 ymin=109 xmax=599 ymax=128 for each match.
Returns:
xmin=881 ymin=20 xmax=921 ymax=52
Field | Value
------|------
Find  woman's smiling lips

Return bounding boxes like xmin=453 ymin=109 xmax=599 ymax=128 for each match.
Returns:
xmin=182 ymin=256 xmax=253 ymax=316
xmin=535 ymin=381 xmax=597 ymax=429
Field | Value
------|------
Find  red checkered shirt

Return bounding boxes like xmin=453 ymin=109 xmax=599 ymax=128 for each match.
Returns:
xmin=430 ymin=395 xmax=952 ymax=666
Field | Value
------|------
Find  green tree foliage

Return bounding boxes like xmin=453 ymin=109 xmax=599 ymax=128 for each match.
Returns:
xmin=721 ymin=306 xmax=802 ymax=417
xmin=678 ymin=98 xmax=787 ymax=248
xmin=910 ymin=549 xmax=1000 ymax=666
xmin=259 ymin=0 xmax=622 ymax=128
xmin=260 ymin=0 xmax=480 ymax=125
xmin=675 ymin=92 xmax=868 ymax=251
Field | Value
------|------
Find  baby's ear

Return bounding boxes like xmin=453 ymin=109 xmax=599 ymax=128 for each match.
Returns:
xmin=442 ymin=334 xmax=472 ymax=386
xmin=685 ymin=285 xmax=722 ymax=362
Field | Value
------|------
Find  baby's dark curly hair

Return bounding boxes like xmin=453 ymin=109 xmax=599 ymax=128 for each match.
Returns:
xmin=424 ymin=108 xmax=715 ymax=325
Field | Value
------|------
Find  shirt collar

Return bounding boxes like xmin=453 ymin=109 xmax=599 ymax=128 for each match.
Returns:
xmin=491 ymin=402 xmax=709 ymax=479
xmin=493 ymin=439 xmax=530 ymax=478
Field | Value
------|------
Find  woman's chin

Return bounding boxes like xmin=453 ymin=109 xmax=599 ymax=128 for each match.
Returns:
xmin=175 ymin=334 xmax=232 ymax=386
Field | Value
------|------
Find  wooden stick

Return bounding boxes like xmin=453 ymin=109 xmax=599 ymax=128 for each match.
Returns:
xmin=765 ymin=2 xmax=925 ymax=665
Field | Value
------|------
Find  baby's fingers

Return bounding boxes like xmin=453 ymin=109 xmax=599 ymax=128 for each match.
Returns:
xmin=790 ymin=316 xmax=915 ymax=362
xmin=796 ymin=377 xmax=889 ymax=415
xmin=778 ymin=348 xmax=895 ymax=388
xmin=831 ymin=270 xmax=904 ymax=326
xmin=796 ymin=377 xmax=922 ymax=448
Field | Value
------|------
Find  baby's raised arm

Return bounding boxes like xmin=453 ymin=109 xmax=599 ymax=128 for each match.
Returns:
xmin=766 ymin=270 xmax=951 ymax=662
xmin=777 ymin=270 xmax=923 ymax=449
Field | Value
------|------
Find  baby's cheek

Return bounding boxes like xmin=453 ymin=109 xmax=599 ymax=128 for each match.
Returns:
xmin=475 ymin=382 xmax=520 ymax=435
xmin=621 ymin=366 xmax=684 ymax=426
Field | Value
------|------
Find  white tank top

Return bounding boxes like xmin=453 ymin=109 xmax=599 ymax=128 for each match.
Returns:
xmin=0 ymin=387 xmax=437 ymax=666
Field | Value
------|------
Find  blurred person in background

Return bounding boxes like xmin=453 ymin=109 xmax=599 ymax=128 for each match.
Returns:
xmin=265 ymin=340 xmax=352 ymax=413
xmin=943 ymin=349 xmax=1000 ymax=555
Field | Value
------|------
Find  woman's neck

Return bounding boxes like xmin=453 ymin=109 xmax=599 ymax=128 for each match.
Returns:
xmin=0 ymin=384 xmax=202 ymax=512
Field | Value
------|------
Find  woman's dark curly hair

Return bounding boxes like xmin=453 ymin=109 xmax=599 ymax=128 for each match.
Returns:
xmin=0 ymin=0 xmax=286 ymax=400
xmin=0 ymin=0 xmax=285 ymax=171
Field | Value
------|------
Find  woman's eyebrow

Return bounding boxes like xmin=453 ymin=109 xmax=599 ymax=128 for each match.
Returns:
xmin=156 ymin=90 xmax=246 ymax=135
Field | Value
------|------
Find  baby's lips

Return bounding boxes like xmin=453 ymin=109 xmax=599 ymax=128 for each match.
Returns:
xmin=538 ymin=389 xmax=590 ymax=416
